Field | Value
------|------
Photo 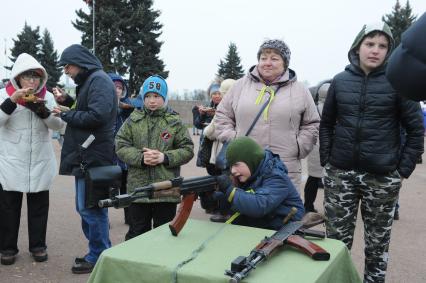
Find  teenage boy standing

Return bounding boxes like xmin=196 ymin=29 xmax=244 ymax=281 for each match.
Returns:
xmin=320 ymin=23 xmax=424 ymax=283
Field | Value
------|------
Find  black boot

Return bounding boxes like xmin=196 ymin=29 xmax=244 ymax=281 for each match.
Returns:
xmin=394 ymin=210 xmax=400 ymax=220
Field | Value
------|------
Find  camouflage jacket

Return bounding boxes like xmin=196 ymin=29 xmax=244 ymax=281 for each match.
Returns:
xmin=115 ymin=107 xmax=194 ymax=203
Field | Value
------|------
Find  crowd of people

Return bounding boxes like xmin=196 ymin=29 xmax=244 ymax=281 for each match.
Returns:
xmin=0 ymin=14 xmax=425 ymax=283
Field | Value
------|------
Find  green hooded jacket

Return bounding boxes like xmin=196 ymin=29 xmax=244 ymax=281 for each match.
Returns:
xmin=115 ymin=107 xmax=194 ymax=203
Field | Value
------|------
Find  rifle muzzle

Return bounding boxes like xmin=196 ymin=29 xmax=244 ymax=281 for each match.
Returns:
xmin=98 ymin=198 xmax=115 ymax=208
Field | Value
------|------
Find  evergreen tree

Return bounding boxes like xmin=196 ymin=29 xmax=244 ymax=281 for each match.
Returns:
xmin=217 ymin=42 xmax=245 ymax=80
xmin=122 ymin=0 xmax=168 ymax=94
xmin=382 ymin=0 xmax=416 ymax=47
xmin=39 ymin=29 xmax=62 ymax=91
xmin=7 ymin=23 xmax=42 ymax=68
xmin=73 ymin=0 xmax=168 ymax=94
xmin=74 ymin=0 xmax=127 ymax=73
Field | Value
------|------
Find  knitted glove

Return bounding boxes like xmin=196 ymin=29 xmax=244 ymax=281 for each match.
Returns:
xmin=25 ymin=102 xmax=50 ymax=119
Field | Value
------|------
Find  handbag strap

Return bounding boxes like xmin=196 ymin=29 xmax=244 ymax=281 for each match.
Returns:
xmin=245 ymin=84 xmax=284 ymax=136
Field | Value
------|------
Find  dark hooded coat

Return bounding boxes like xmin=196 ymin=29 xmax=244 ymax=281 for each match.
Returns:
xmin=58 ymin=44 xmax=117 ymax=177
xmin=386 ymin=12 xmax=426 ymax=101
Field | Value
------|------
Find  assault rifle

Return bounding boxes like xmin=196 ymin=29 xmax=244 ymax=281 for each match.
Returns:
xmin=225 ymin=220 xmax=330 ymax=283
xmin=98 ymin=175 xmax=218 ymax=236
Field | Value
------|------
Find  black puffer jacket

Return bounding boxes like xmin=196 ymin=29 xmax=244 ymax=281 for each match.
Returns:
xmin=58 ymin=45 xmax=117 ymax=177
xmin=320 ymin=62 xmax=424 ymax=178
xmin=320 ymin=23 xmax=424 ymax=178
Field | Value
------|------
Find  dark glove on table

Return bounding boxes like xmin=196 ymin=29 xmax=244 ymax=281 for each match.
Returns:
xmin=25 ymin=102 xmax=50 ymax=119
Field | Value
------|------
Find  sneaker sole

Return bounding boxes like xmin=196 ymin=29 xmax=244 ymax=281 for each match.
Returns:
xmin=1 ymin=257 xmax=16 ymax=265
xmin=33 ymin=255 xmax=48 ymax=262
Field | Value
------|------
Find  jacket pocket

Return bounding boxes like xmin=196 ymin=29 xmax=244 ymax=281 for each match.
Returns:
xmin=1 ymin=128 xmax=22 ymax=144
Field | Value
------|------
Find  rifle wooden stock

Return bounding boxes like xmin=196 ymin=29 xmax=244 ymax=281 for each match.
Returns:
xmin=169 ymin=193 xmax=197 ymax=236
xmin=286 ymin=235 xmax=330 ymax=261
xmin=166 ymin=175 xmax=217 ymax=236
xmin=254 ymin=239 xmax=283 ymax=257
xmin=152 ymin=180 xmax=173 ymax=190
xmin=226 ymin=221 xmax=329 ymax=282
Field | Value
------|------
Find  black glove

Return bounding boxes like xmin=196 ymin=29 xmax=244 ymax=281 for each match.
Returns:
xmin=25 ymin=102 xmax=50 ymax=119
xmin=217 ymin=174 xmax=232 ymax=194
xmin=199 ymin=191 xmax=218 ymax=212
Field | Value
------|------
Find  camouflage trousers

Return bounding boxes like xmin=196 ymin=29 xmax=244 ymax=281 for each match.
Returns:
xmin=323 ymin=163 xmax=401 ymax=283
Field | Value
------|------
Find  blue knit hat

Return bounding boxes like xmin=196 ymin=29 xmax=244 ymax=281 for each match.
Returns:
xmin=209 ymin=83 xmax=220 ymax=96
xmin=140 ymin=75 xmax=168 ymax=101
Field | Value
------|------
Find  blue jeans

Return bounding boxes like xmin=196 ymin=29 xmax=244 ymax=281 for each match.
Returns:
xmin=75 ymin=178 xmax=111 ymax=263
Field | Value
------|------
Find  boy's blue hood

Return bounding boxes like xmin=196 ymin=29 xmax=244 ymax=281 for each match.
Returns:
xmin=108 ymin=73 xmax=128 ymax=100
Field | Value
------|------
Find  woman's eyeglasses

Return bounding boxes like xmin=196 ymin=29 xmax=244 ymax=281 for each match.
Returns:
xmin=20 ymin=73 xmax=41 ymax=82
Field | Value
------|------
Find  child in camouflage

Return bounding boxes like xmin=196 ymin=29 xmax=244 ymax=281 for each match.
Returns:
xmin=115 ymin=75 xmax=194 ymax=240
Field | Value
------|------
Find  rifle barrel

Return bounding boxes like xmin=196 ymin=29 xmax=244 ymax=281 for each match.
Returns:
xmin=179 ymin=175 xmax=217 ymax=194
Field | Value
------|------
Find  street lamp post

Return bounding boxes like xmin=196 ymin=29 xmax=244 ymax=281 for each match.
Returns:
xmin=92 ymin=0 xmax=96 ymax=55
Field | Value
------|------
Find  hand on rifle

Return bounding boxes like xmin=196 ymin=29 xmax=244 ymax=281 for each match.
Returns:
xmin=217 ymin=174 xmax=233 ymax=194
xmin=213 ymin=174 xmax=233 ymax=211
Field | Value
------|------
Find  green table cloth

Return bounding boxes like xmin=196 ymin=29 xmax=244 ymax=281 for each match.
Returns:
xmin=88 ymin=219 xmax=361 ymax=283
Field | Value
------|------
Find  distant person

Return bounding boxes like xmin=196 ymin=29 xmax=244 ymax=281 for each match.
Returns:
xmin=202 ymin=78 xmax=236 ymax=222
xmin=203 ymin=78 xmax=236 ymax=167
xmin=303 ymin=81 xmax=330 ymax=213
xmin=0 ymin=53 xmax=65 ymax=265
xmin=195 ymin=80 xmax=224 ymax=175
xmin=214 ymin=136 xmax=304 ymax=230
xmin=115 ymin=75 xmax=194 ymax=240
xmin=320 ymin=22 xmax=424 ymax=283
xmin=191 ymin=105 xmax=200 ymax=135
xmin=52 ymin=44 xmax=117 ymax=274
xmin=214 ymin=39 xmax=320 ymax=190
xmin=194 ymin=81 xmax=222 ymax=130
xmin=108 ymin=73 xmax=134 ymax=225
xmin=386 ymin=12 xmax=426 ymax=101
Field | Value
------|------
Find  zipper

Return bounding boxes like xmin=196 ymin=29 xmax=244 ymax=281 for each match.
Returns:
xmin=353 ymin=76 xmax=368 ymax=168
xmin=28 ymin=111 xmax=33 ymax=192
xmin=147 ymin=115 xmax=154 ymax=182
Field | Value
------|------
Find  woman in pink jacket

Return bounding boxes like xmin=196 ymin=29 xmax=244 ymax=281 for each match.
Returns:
xmin=214 ymin=39 xmax=320 ymax=190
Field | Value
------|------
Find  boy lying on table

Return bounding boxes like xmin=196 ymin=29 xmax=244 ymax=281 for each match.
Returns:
xmin=214 ymin=136 xmax=305 ymax=230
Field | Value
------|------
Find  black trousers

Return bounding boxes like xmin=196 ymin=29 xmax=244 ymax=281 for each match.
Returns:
xmin=120 ymin=169 xmax=130 ymax=224
xmin=303 ymin=176 xmax=320 ymax=212
xmin=125 ymin=202 xmax=177 ymax=241
xmin=0 ymin=185 xmax=49 ymax=255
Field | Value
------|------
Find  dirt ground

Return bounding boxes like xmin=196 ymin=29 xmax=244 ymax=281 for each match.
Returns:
xmin=0 ymin=131 xmax=425 ymax=283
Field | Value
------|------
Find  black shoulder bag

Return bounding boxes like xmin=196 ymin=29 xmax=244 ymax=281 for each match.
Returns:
xmin=79 ymin=134 xmax=122 ymax=208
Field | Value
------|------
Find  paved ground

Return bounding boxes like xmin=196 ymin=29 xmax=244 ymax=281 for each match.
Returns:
xmin=1 ymin=131 xmax=425 ymax=283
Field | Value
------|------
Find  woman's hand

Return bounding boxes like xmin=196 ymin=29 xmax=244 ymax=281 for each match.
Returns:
xmin=10 ymin=87 xmax=34 ymax=103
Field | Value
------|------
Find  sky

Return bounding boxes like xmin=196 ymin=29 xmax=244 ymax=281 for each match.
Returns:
xmin=1 ymin=0 xmax=426 ymax=93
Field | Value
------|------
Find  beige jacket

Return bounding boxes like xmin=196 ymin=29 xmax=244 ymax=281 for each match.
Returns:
xmin=214 ymin=66 xmax=320 ymax=176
